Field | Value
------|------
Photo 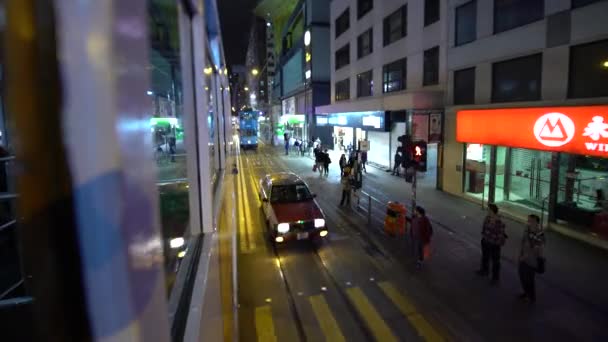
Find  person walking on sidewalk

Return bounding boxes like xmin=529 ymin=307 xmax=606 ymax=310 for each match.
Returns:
xmin=392 ymin=152 xmax=402 ymax=176
xmin=360 ymin=150 xmax=367 ymax=173
xmin=476 ymin=203 xmax=507 ymax=285
xmin=322 ymin=149 xmax=331 ymax=176
xmin=339 ymin=167 xmax=352 ymax=206
xmin=411 ymin=206 xmax=433 ymax=269
xmin=339 ymin=154 xmax=347 ymax=177
xmin=518 ymin=214 xmax=545 ymax=303
xmin=284 ymin=132 xmax=290 ymax=155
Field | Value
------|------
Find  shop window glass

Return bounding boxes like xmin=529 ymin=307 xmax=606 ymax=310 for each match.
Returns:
xmin=383 ymin=57 xmax=407 ymax=93
xmin=503 ymin=148 xmax=552 ymax=210
xmin=148 ymin=0 xmax=191 ymax=295
xmin=455 ymin=1 xmax=476 ymax=46
xmin=568 ymin=39 xmax=608 ymax=99
xmin=383 ymin=5 xmax=407 ymax=46
xmin=492 ymin=54 xmax=542 ymax=103
xmin=557 ymin=153 xmax=608 ymax=240
xmin=423 ymin=46 xmax=440 ymax=86
xmin=465 ymin=144 xmax=491 ymax=199
xmin=335 ymin=44 xmax=350 ymax=70
xmin=335 ymin=78 xmax=350 ymax=101
xmin=494 ymin=0 xmax=544 ymax=34
xmin=357 ymin=70 xmax=373 ymax=97
xmin=336 ymin=8 xmax=350 ymax=38
xmin=454 ymin=67 xmax=475 ymax=105
xmin=357 ymin=28 xmax=373 ymax=59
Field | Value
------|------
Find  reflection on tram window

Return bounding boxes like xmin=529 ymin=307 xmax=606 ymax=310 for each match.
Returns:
xmin=148 ymin=0 xmax=191 ymax=295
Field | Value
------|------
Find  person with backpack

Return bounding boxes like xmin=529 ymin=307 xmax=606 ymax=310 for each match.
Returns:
xmin=518 ymin=214 xmax=545 ymax=304
xmin=476 ymin=203 xmax=507 ymax=285
xmin=339 ymin=167 xmax=353 ymax=206
xmin=410 ymin=206 xmax=433 ymax=269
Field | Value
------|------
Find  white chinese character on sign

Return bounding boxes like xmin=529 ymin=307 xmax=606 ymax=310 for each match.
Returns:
xmin=583 ymin=116 xmax=608 ymax=141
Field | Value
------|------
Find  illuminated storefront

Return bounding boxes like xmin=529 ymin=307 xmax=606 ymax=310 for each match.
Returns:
xmin=457 ymin=105 xmax=608 ymax=242
xmin=317 ymin=111 xmax=390 ymax=165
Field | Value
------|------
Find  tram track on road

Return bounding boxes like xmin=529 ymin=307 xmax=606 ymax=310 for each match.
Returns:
xmin=242 ymin=148 xmax=377 ymax=341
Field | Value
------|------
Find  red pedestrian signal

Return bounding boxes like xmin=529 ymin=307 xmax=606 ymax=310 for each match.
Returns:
xmin=411 ymin=141 xmax=427 ymax=172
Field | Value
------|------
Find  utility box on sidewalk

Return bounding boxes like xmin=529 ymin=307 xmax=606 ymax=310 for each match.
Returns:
xmin=384 ymin=202 xmax=407 ymax=236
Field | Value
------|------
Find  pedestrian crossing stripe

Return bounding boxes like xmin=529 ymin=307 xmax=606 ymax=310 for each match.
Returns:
xmin=250 ymin=282 xmax=443 ymax=342
xmin=309 ymin=294 xmax=346 ymax=342
xmin=378 ymin=281 xmax=445 ymax=342
xmin=255 ymin=305 xmax=277 ymax=342
xmin=346 ymin=287 xmax=398 ymax=342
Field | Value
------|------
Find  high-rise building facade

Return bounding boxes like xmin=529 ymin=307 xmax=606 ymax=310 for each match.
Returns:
xmin=444 ymin=0 xmax=608 ymax=246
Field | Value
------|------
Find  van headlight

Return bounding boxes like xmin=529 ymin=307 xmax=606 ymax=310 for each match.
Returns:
xmin=277 ymin=223 xmax=290 ymax=233
xmin=314 ymin=218 xmax=325 ymax=228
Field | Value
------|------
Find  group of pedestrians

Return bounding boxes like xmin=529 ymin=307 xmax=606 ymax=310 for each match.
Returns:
xmin=338 ymin=153 xmax=364 ymax=206
xmin=407 ymin=203 xmax=546 ymax=304
xmin=284 ymin=132 xmax=317 ymax=157
xmin=474 ymin=204 xmax=546 ymax=303
xmin=313 ymin=146 xmax=331 ymax=176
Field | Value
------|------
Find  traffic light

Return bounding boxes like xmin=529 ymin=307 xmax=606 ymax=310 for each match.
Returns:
xmin=412 ymin=140 xmax=427 ymax=172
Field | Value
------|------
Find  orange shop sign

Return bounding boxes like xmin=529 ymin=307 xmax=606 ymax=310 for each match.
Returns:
xmin=456 ymin=106 xmax=608 ymax=158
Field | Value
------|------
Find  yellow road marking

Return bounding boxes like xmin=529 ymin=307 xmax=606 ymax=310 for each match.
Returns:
xmin=239 ymin=154 xmax=257 ymax=251
xmin=239 ymin=155 xmax=256 ymax=252
xmin=378 ymin=282 xmax=445 ymax=342
xmin=248 ymin=167 xmax=260 ymax=206
xmin=255 ymin=305 xmax=277 ymax=342
xmin=346 ymin=287 xmax=397 ymax=342
xmin=309 ymin=295 xmax=346 ymax=342
xmin=236 ymin=154 xmax=248 ymax=253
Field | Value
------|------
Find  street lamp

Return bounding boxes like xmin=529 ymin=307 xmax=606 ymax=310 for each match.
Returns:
xmin=244 ymin=86 xmax=249 ymax=91
xmin=251 ymin=68 xmax=259 ymax=76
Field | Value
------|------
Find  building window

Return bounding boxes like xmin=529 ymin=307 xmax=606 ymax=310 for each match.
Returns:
xmin=572 ymin=0 xmax=602 ymax=8
xmin=383 ymin=57 xmax=407 ymax=93
xmin=357 ymin=70 xmax=373 ymax=97
xmin=424 ymin=0 xmax=440 ymax=26
xmin=335 ymin=8 xmax=350 ymax=38
xmin=357 ymin=28 xmax=373 ymax=59
xmin=494 ymin=0 xmax=544 ymax=34
xmin=492 ymin=53 xmax=542 ymax=102
xmin=358 ymin=0 xmax=373 ymax=19
xmin=454 ymin=67 xmax=475 ymax=105
xmin=455 ymin=1 xmax=476 ymax=46
xmin=335 ymin=44 xmax=350 ymax=70
xmin=335 ymin=78 xmax=350 ymax=101
xmin=568 ymin=39 xmax=608 ymax=99
xmin=423 ymin=46 xmax=440 ymax=86
xmin=383 ymin=5 xmax=407 ymax=46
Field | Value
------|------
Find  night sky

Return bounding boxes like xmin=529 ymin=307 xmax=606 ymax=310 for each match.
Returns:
xmin=218 ymin=0 xmax=258 ymax=67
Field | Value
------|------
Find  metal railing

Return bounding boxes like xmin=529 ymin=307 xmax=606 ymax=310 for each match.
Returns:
xmin=355 ymin=190 xmax=384 ymax=227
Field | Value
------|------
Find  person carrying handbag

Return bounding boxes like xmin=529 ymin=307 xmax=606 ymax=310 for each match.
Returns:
xmin=518 ymin=214 xmax=546 ymax=304
xmin=476 ymin=203 xmax=507 ymax=285
xmin=410 ymin=206 xmax=433 ymax=269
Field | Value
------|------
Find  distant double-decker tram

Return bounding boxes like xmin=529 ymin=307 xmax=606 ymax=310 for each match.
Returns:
xmin=239 ymin=110 xmax=259 ymax=150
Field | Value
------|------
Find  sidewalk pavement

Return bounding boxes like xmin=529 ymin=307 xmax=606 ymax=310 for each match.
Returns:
xmin=274 ymin=145 xmax=608 ymax=340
